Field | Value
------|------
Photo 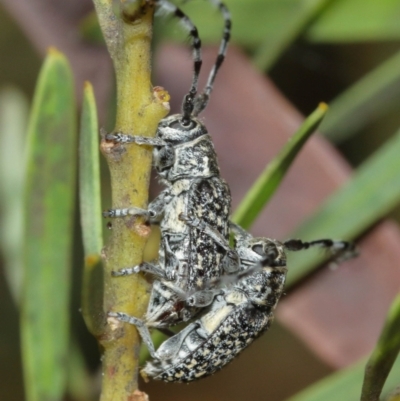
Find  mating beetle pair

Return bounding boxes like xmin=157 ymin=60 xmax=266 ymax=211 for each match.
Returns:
xmin=104 ymin=0 xmax=356 ymax=383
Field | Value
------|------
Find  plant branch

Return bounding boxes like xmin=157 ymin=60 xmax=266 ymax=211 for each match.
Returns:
xmin=91 ymin=1 xmax=169 ymax=399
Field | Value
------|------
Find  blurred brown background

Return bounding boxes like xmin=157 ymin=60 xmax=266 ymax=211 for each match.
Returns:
xmin=1 ymin=1 xmax=400 ymax=400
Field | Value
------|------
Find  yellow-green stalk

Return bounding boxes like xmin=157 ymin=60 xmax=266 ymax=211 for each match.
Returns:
xmin=92 ymin=1 xmax=169 ymax=399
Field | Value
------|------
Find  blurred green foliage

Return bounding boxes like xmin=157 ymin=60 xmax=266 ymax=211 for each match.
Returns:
xmin=1 ymin=1 xmax=400 ymax=400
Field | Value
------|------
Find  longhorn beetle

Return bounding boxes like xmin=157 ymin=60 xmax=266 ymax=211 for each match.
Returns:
xmin=104 ymin=0 xmax=238 ymax=330
xmin=110 ymin=222 xmax=356 ymax=382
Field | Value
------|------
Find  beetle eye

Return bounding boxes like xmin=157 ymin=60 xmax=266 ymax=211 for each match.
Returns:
xmin=252 ymin=244 xmax=264 ymax=256
xmin=170 ymin=119 xmax=196 ymax=130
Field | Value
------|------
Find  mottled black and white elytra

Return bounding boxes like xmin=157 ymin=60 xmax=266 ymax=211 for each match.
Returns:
xmin=109 ymin=221 xmax=356 ymax=382
xmin=104 ymin=0 xmax=237 ymax=333
xmin=139 ymin=223 xmax=287 ymax=382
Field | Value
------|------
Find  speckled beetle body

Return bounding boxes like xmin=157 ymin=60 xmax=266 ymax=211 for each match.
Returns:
xmin=112 ymin=115 xmax=236 ymax=328
xmin=127 ymin=223 xmax=288 ymax=382
xmin=105 ymin=0 xmax=357 ymax=383
xmin=104 ymin=0 xmax=237 ymax=333
xmin=110 ymin=221 xmax=356 ymax=382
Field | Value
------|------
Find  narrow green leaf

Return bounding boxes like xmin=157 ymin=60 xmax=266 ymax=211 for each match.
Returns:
xmin=0 ymin=87 xmax=29 ymax=303
xmin=79 ymin=81 xmax=104 ymax=336
xmin=285 ymin=356 xmax=400 ymax=401
xmin=79 ymin=82 xmax=102 ymax=257
xmin=306 ymin=0 xmax=400 ymax=42
xmin=66 ymin=339 xmax=95 ymax=401
xmin=22 ymin=48 xmax=76 ymax=401
xmin=253 ymin=0 xmax=331 ymax=71
xmin=232 ymin=103 xmax=328 ymax=229
xmin=286 ymin=126 xmax=400 ymax=288
xmin=321 ymin=50 xmax=400 ymax=143
xmin=361 ymin=294 xmax=400 ymax=401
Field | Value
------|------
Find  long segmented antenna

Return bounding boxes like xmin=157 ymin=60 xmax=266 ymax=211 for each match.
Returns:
xmin=154 ymin=0 xmax=202 ymax=124
xmin=153 ymin=0 xmax=231 ymax=121
xmin=193 ymin=0 xmax=231 ymax=116
xmin=284 ymin=238 xmax=358 ymax=264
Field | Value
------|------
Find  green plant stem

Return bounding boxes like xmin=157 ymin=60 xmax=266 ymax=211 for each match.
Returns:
xmin=92 ymin=1 xmax=169 ymax=399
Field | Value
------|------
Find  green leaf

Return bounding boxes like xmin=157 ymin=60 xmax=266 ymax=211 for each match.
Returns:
xmin=79 ymin=11 xmax=104 ymax=44
xmin=79 ymin=81 xmax=104 ymax=336
xmin=286 ymin=126 xmax=400 ymax=288
xmin=285 ymin=356 xmax=400 ymax=401
xmin=321 ymin=50 xmax=400 ymax=143
xmin=253 ymin=0 xmax=331 ymax=70
xmin=21 ymin=48 xmax=76 ymax=401
xmin=79 ymin=82 xmax=102 ymax=257
xmin=0 ymin=87 xmax=29 ymax=303
xmin=307 ymin=0 xmax=400 ymax=42
xmin=361 ymin=294 xmax=400 ymax=401
xmin=232 ymin=103 xmax=328 ymax=229
xmin=66 ymin=339 xmax=95 ymax=401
